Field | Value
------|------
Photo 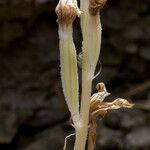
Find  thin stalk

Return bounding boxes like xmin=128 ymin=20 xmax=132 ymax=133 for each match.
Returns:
xmin=74 ymin=1 xmax=102 ymax=150
xmin=59 ymin=25 xmax=80 ymax=123
xmin=88 ymin=131 xmax=96 ymax=150
xmin=74 ymin=76 xmax=92 ymax=150
xmin=56 ymin=0 xmax=81 ymax=125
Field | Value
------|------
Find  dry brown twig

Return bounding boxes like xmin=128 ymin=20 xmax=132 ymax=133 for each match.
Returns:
xmin=88 ymin=82 xmax=134 ymax=150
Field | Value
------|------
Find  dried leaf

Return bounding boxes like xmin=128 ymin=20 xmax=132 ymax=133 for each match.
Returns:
xmin=88 ymin=83 xmax=134 ymax=150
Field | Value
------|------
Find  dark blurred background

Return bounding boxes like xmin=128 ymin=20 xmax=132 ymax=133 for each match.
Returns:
xmin=0 ymin=0 xmax=150 ymax=150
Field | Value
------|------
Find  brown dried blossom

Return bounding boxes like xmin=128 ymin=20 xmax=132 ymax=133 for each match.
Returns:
xmin=89 ymin=0 xmax=107 ymax=16
xmin=88 ymin=82 xmax=134 ymax=150
xmin=56 ymin=5 xmax=76 ymax=26
xmin=56 ymin=1 xmax=81 ymax=26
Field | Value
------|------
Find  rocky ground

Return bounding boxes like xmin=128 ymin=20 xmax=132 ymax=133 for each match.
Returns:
xmin=0 ymin=0 xmax=150 ymax=150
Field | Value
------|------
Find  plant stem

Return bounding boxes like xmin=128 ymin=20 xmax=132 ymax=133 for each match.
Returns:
xmin=59 ymin=25 xmax=80 ymax=124
xmin=74 ymin=1 xmax=102 ymax=149
xmin=56 ymin=0 xmax=82 ymax=126
xmin=74 ymin=74 xmax=93 ymax=150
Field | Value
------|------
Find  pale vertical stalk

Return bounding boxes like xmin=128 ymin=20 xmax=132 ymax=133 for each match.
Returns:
xmin=74 ymin=0 xmax=103 ymax=149
xmin=75 ymin=16 xmax=101 ymax=150
xmin=74 ymin=72 xmax=92 ymax=150
xmin=59 ymin=25 xmax=80 ymax=123
xmin=80 ymin=14 xmax=102 ymax=125
xmin=56 ymin=0 xmax=81 ymax=125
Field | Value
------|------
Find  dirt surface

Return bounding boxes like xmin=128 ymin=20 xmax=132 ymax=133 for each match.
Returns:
xmin=0 ymin=0 xmax=150 ymax=150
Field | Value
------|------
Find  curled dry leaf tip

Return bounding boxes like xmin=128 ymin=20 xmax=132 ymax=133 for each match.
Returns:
xmin=111 ymin=98 xmax=134 ymax=109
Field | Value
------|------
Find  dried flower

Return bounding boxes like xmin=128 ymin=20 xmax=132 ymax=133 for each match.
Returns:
xmin=89 ymin=0 xmax=107 ymax=15
xmin=88 ymin=83 xmax=134 ymax=150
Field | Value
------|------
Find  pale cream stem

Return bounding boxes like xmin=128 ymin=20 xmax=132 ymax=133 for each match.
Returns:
xmin=56 ymin=0 xmax=81 ymax=125
xmin=74 ymin=0 xmax=105 ymax=149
